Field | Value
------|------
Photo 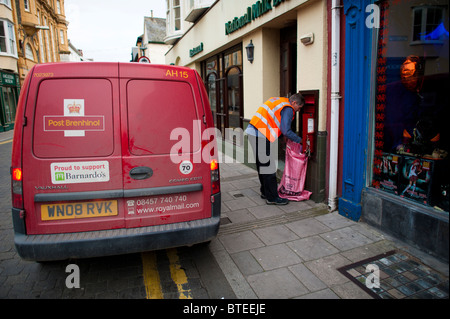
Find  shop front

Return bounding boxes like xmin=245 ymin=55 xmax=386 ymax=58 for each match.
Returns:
xmin=339 ymin=0 xmax=449 ymax=261
xmin=0 ymin=70 xmax=20 ymax=132
xmin=165 ymin=0 xmax=329 ymax=203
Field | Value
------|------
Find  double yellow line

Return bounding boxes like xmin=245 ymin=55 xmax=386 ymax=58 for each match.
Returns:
xmin=0 ymin=139 xmax=12 ymax=145
xmin=141 ymin=248 xmax=193 ymax=299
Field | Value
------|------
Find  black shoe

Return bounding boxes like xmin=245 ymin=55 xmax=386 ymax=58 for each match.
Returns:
xmin=266 ymin=197 xmax=289 ymax=205
xmin=260 ymin=194 xmax=266 ymax=199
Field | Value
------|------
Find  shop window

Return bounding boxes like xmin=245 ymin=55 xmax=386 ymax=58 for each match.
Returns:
xmin=207 ymin=73 xmax=217 ymax=127
xmin=201 ymin=45 xmax=243 ymax=138
xmin=1 ymin=86 xmax=17 ymax=124
xmin=372 ymin=0 xmax=449 ymax=213
xmin=226 ymin=66 xmax=242 ymax=131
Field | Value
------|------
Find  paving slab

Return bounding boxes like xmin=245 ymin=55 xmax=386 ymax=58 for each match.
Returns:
xmin=219 ymin=231 xmax=265 ymax=254
xmin=231 ymin=250 xmax=264 ymax=276
xmin=320 ymin=227 xmax=374 ymax=251
xmin=253 ymin=224 xmax=299 ymax=245
xmin=287 ymin=236 xmax=340 ymax=261
xmin=304 ymin=254 xmax=352 ymax=287
xmin=226 ymin=208 xmax=257 ymax=224
xmin=247 ymin=204 xmax=285 ymax=219
xmin=288 ymin=263 xmax=327 ymax=292
xmin=286 ymin=217 xmax=332 ymax=238
xmin=250 ymin=243 xmax=302 ymax=270
xmin=247 ymin=268 xmax=309 ymax=299
xmin=223 ymin=197 xmax=259 ymax=211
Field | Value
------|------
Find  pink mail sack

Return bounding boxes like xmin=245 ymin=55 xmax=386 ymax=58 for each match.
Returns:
xmin=278 ymin=140 xmax=312 ymax=201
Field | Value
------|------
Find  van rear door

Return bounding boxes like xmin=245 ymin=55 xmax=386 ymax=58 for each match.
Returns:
xmin=22 ymin=63 xmax=124 ymax=235
xmin=119 ymin=64 xmax=212 ymax=228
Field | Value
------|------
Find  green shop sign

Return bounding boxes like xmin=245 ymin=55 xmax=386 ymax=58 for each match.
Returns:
xmin=190 ymin=43 xmax=204 ymax=57
xmin=225 ymin=0 xmax=287 ymax=35
xmin=1 ymin=71 xmax=18 ymax=86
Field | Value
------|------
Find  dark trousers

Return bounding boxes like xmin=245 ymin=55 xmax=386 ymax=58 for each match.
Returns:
xmin=248 ymin=135 xmax=279 ymax=201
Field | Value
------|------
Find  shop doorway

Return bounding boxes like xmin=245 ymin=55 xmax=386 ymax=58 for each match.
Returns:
xmin=280 ymin=25 xmax=297 ymax=98
xmin=279 ymin=25 xmax=298 ymax=160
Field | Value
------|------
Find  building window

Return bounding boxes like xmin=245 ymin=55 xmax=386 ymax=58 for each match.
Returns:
xmin=37 ymin=10 xmax=45 ymax=63
xmin=24 ymin=0 xmax=30 ymax=11
xmin=60 ymin=29 xmax=65 ymax=44
xmin=7 ymin=21 xmax=15 ymax=55
xmin=173 ymin=0 xmax=181 ymax=31
xmin=50 ymin=25 xmax=57 ymax=61
xmin=0 ymin=20 xmax=16 ymax=56
xmin=372 ymin=0 xmax=449 ymax=213
xmin=166 ymin=0 xmax=170 ymax=32
xmin=0 ymin=0 xmax=12 ymax=9
xmin=44 ymin=17 xmax=51 ymax=62
xmin=57 ymin=0 xmax=61 ymax=14
xmin=25 ymin=43 xmax=34 ymax=60
xmin=0 ymin=24 xmax=6 ymax=53
xmin=412 ymin=6 xmax=447 ymax=44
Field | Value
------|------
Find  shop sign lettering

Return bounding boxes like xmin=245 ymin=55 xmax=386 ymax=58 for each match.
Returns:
xmin=189 ymin=43 xmax=204 ymax=57
xmin=225 ymin=0 xmax=286 ymax=35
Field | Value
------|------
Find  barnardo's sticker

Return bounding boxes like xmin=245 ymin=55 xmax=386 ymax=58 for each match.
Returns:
xmin=51 ymin=161 xmax=110 ymax=184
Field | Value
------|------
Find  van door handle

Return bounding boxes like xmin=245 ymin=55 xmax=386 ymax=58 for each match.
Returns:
xmin=129 ymin=166 xmax=153 ymax=180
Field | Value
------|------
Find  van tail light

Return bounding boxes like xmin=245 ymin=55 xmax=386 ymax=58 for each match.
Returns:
xmin=11 ymin=167 xmax=24 ymax=209
xmin=210 ymin=160 xmax=220 ymax=194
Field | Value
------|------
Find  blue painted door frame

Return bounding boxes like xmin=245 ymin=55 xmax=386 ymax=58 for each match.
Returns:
xmin=339 ymin=0 xmax=375 ymax=221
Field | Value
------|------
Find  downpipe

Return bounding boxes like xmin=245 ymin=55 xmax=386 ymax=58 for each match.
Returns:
xmin=328 ymin=0 xmax=342 ymax=212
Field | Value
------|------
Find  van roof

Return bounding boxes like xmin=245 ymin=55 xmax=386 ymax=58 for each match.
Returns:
xmin=31 ymin=62 xmax=194 ymax=79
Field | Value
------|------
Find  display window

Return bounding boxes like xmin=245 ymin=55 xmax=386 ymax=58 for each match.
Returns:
xmin=372 ymin=0 xmax=449 ymax=213
xmin=201 ymin=45 xmax=243 ymax=138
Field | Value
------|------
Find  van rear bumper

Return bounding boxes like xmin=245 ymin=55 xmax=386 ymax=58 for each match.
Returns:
xmin=15 ymin=216 xmax=220 ymax=262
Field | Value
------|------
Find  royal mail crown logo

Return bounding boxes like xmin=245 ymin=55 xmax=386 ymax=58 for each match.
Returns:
xmin=66 ymin=101 xmax=82 ymax=114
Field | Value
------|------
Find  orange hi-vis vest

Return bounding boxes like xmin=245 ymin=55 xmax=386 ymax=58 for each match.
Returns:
xmin=249 ymin=97 xmax=294 ymax=142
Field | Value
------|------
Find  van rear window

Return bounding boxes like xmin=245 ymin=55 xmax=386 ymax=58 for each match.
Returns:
xmin=33 ymin=79 xmax=114 ymax=158
xmin=127 ymin=80 xmax=200 ymax=156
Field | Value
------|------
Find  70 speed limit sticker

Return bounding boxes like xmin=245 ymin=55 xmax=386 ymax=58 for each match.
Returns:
xmin=179 ymin=160 xmax=194 ymax=175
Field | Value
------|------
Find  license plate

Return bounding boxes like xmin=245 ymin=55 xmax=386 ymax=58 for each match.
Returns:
xmin=41 ymin=200 xmax=118 ymax=221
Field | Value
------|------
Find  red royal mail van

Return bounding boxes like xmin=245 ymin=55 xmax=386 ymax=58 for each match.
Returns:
xmin=11 ymin=62 xmax=221 ymax=261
